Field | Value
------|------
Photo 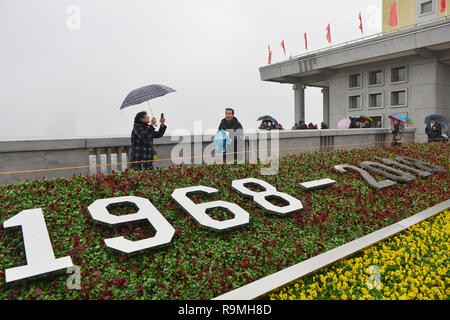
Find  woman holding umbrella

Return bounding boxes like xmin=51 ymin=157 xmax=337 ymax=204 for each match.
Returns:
xmin=120 ymin=84 xmax=176 ymax=170
xmin=391 ymin=119 xmax=404 ymax=147
xmin=130 ymin=111 xmax=166 ymax=170
xmin=389 ymin=114 xmax=413 ymax=147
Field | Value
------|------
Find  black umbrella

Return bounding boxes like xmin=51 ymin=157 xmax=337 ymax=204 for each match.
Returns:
xmin=257 ymin=115 xmax=278 ymax=126
xmin=120 ymin=84 xmax=176 ymax=117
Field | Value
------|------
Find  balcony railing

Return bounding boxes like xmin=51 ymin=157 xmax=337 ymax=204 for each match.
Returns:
xmin=263 ymin=14 xmax=450 ymax=67
xmin=0 ymin=128 xmax=418 ymax=186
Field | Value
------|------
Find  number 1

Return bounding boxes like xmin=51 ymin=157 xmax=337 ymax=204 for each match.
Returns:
xmin=3 ymin=209 xmax=73 ymax=283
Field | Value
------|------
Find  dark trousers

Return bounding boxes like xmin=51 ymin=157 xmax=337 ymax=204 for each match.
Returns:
xmin=222 ymin=139 xmax=241 ymax=162
xmin=132 ymin=161 xmax=154 ymax=171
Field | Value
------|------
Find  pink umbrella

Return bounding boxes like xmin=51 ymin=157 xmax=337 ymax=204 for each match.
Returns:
xmin=337 ymin=118 xmax=351 ymax=129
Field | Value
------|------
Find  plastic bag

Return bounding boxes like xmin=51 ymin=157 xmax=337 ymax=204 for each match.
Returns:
xmin=213 ymin=130 xmax=232 ymax=153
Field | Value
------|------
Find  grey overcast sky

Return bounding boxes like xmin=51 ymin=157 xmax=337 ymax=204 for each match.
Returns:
xmin=0 ymin=0 xmax=382 ymax=139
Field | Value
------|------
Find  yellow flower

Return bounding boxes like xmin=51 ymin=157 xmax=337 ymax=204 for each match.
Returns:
xmin=269 ymin=209 xmax=449 ymax=301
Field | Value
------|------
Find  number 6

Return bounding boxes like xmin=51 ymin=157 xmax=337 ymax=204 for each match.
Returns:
xmin=171 ymin=186 xmax=250 ymax=232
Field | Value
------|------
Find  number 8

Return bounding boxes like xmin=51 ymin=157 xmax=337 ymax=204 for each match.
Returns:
xmin=232 ymin=178 xmax=303 ymax=216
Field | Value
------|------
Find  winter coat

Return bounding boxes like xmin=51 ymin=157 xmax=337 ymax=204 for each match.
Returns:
xmin=349 ymin=119 xmax=358 ymax=129
xmin=218 ymin=117 xmax=243 ymax=132
xmin=425 ymin=122 xmax=442 ymax=140
xmin=218 ymin=117 xmax=244 ymax=160
xmin=392 ymin=123 xmax=404 ymax=141
xmin=130 ymin=120 xmax=166 ymax=168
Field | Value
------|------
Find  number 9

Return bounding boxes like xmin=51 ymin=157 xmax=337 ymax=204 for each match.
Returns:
xmin=88 ymin=196 xmax=175 ymax=254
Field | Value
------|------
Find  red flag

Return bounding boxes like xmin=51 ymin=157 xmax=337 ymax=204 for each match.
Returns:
xmin=326 ymin=24 xmax=331 ymax=43
xmin=281 ymin=40 xmax=286 ymax=56
xmin=358 ymin=13 xmax=363 ymax=34
xmin=268 ymin=45 xmax=272 ymax=64
xmin=389 ymin=1 xmax=398 ymax=26
xmin=304 ymin=32 xmax=308 ymax=50
xmin=441 ymin=0 xmax=447 ymax=13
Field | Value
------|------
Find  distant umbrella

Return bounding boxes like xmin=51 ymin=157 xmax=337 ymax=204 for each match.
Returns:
xmin=120 ymin=84 xmax=176 ymax=117
xmin=424 ymin=114 xmax=448 ymax=126
xmin=337 ymin=118 xmax=351 ymax=129
xmin=355 ymin=115 xmax=373 ymax=123
xmin=389 ymin=113 xmax=414 ymax=125
xmin=257 ymin=115 xmax=278 ymax=126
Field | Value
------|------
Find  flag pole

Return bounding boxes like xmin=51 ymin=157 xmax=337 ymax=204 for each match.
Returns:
xmin=397 ymin=0 xmax=400 ymax=30
xmin=442 ymin=0 xmax=448 ymax=18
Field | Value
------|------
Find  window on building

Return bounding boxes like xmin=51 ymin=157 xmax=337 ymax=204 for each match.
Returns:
xmin=370 ymin=116 xmax=383 ymax=128
xmin=391 ymin=66 xmax=407 ymax=83
xmin=420 ymin=1 xmax=433 ymax=14
xmin=391 ymin=90 xmax=407 ymax=106
xmin=369 ymin=70 xmax=383 ymax=85
xmin=349 ymin=95 xmax=361 ymax=109
xmin=349 ymin=73 xmax=361 ymax=88
xmin=369 ymin=93 xmax=383 ymax=108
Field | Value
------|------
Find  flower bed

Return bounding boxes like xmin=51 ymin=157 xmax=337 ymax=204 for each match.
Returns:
xmin=268 ymin=208 xmax=449 ymax=300
xmin=0 ymin=143 xmax=449 ymax=299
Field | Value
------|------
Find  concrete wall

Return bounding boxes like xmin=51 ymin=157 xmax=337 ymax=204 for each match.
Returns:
xmin=436 ymin=61 xmax=450 ymax=124
xmin=0 ymin=128 xmax=416 ymax=186
xmin=328 ymin=54 xmax=445 ymax=141
xmin=0 ymin=139 xmax=90 ymax=185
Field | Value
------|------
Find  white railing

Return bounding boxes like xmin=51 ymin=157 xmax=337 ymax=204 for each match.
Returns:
xmin=0 ymin=128 xmax=418 ymax=186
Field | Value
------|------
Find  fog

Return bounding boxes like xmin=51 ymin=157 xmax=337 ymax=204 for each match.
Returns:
xmin=0 ymin=0 xmax=381 ymax=139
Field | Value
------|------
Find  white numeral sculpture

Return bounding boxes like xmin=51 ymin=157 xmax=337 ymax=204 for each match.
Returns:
xmin=88 ymin=196 xmax=175 ymax=254
xmin=232 ymin=178 xmax=303 ymax=216
xmin=359 ymin=161 xmax=416 ymax=183
xmin=3 ymin=209 xmax=73 ymax=283
xmin=334 ymin=164 xmax=397 ymax=189
xmin=171 ymin=186 xmax=249 ymax=232
xmin=299 ymin=178 xmax=336 ymax=190
xmin=396 ymin=157 xmax=447 ymax=173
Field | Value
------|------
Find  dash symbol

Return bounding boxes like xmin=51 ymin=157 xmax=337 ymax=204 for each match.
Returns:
xmin=299 ymin=178 xmax=336 ymax=190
